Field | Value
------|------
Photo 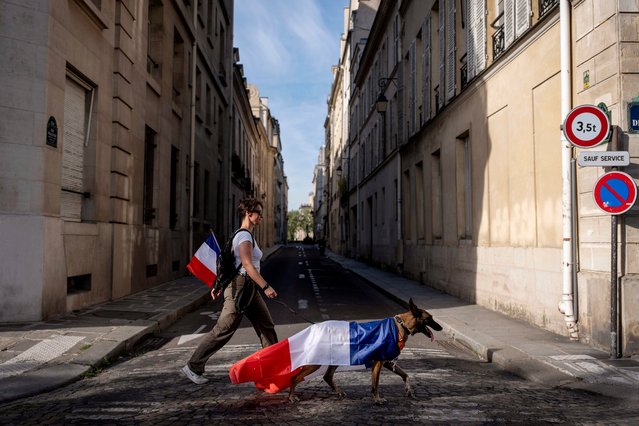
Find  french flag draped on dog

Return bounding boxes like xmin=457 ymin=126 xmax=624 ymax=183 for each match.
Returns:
xmin=186 ymin=232 xmax=221 ymax=287
xmin=229 ymin=318 xmax=401 ymax=393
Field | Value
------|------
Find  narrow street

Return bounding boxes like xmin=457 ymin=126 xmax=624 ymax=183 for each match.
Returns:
xmin=1 ymin=246 xmax=637 ymax=424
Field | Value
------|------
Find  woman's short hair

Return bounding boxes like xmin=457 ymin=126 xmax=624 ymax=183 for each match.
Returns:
xmin=238 ymin=198 xmax=263 ymax=219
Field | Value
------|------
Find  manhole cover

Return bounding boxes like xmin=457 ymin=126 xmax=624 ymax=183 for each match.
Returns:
xmin=89 ymin=310 xmax=153 ymax=320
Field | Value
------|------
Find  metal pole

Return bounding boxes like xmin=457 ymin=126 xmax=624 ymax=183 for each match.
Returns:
xmin=611 ymin=214 xmax=619 ymax=358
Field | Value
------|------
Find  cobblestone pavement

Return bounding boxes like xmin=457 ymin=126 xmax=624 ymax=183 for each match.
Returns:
xmin=1 ymin=337 xmax=638 ymax=425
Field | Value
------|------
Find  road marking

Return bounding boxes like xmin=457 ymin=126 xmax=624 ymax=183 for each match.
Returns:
xmin=0 ymin=335 xmax=84 ymax=378
xmin=177 ymin=325 xmax=207 ymax=346
xmin=201 ymin=311 xmax=220 ymax=320
xmin=297 ymin=299 xmax=309 ymax=309
xmin=298 ymin=274 xmax=305 ymax=279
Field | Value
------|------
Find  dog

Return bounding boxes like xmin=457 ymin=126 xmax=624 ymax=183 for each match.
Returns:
xmin=287 ymin=298 xmax=442 ymax=404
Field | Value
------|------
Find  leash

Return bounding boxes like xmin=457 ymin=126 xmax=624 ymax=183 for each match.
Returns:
xmin=270 ymin=297 xmax=316 ymax=325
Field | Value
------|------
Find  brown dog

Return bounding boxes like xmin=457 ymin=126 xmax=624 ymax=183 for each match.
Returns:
xmin=287 ymin=298 xmax=443 ymax=404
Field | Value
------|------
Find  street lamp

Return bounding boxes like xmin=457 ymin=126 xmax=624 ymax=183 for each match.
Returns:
xmin=375 ymin=77 xmax=397 ymax=114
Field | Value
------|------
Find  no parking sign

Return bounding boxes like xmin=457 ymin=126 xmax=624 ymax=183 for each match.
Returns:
xmin=593 ymin=171 xmax=637 ymax=215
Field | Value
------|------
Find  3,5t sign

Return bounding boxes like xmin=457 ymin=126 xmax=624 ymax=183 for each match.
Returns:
xmin=563 ymin=105 xmax=610 ymax=149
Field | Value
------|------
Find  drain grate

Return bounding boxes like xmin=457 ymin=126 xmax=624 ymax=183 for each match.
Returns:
xmin=132 ymin=336 xmax=170 ymax=355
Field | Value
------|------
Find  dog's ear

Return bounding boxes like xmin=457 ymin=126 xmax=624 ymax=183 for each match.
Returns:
xmin=409 ymin=298 xmax=421 ymax=316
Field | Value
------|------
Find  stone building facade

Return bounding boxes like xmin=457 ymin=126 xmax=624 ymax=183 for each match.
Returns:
xmin=324 ymin=0 xmax=639 ymax=355
xmin=0 ymin=0 xmax=286 ymax=322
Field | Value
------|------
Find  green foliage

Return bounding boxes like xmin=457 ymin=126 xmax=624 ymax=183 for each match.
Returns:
xmin=287 ymin=205 xmax=313 ymax=240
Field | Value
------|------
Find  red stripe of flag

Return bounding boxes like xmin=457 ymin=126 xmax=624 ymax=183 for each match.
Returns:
xmin=229 ymin=338 xmax=299 ymax=393
xmin=186 ymin=256 xmax=216 ymax=288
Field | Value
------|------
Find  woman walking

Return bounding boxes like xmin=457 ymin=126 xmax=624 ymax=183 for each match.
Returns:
xmin=181 ymin=198 xmax=278 ymax=384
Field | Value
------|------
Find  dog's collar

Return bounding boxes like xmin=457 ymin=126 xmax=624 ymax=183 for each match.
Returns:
xmin=394 ymin=315 xmax=412 ymax=340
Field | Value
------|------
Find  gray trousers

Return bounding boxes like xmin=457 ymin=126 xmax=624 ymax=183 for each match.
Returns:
xmin=188 ymin=275 xmax=278 ymax=374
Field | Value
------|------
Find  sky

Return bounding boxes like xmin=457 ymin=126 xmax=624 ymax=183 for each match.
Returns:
xmin=233 ymin=0 xmax=347 ymax=211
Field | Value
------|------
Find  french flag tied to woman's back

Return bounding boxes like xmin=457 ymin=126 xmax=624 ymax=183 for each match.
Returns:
xmin=229 ymin=318 xmax=401 ymax=393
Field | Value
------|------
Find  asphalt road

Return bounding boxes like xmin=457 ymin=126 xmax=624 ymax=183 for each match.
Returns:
xmin=1 ymin=245 xmax=638 ymax=424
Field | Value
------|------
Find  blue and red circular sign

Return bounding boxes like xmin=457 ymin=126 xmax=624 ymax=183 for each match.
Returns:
xmin=563 ymin=105 xmax=610 ymax=148
xmin=593 ymin=171 xmax=637 ymax=215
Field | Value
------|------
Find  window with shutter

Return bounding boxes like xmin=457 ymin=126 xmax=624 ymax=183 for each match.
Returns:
xmin=474 ymin=0 xmax=487 ymax=74
xmin=422 ymin=16 xmax=431 ymax=123
xmin=446 ymin=0 xmax=456 ymax=101
xmin=515 ymin=0 xmax=530 ymax=38
xmin=504 ymin=0 xmax=514 ymax=48
xmin=438 ymin=0 xmax=446 ymax=111
xmin=61 ymin=75 xmax=92 ymax=222
xmin=466 ymin=0 xmax=476 ymax=80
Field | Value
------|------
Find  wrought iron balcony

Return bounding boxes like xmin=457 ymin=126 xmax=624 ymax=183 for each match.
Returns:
xmin=492 ymin=25 xmax=505 ymax=60
xmin=540 ymin=0 xmax=559 ymax=18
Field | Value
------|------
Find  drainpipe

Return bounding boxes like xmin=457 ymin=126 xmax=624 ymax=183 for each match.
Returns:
xmin=188 ymin=5 xmax=197 ymax=255
xmin=558 ymin=0 xmax=579 ymax=340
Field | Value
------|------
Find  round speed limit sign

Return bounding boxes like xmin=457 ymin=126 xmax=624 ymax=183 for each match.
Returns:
xmin=562 ymin=105 xmax=610 ymax=148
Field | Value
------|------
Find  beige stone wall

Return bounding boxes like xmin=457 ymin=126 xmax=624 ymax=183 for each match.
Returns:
xmin=571 ymin=0 xmax=639 ymax=352
xmin=398 ymin=4 xmax=569 ymax=335
xmin=0 ymin=0 xmax=237 ymax=321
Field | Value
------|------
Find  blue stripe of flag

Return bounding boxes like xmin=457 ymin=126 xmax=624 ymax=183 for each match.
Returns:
xmin=349 ymin=318 xmax=400 ymax=367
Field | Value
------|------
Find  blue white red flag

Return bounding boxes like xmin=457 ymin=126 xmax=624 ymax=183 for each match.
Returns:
xmin=186 ymin=232 xmax=221 ymax=288
xmin=229 ymin=318 xmax=401 ymax=393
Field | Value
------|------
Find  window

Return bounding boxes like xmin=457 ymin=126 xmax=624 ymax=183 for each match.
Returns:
xmin=402 ymin=170 xmax=411 ymax=239
xmin=147 ymin=0 xmax=163 ymax=80
xmin=218 ymin=25 xmax=226 ymax=77
xmin=422 ymin=16 xmax=432 ymax=122
xmin=445 ymin=0 xmax=456 ymax=101
xmin=204 ymin=169 xmax=210 ymax=221
xmin=195 ymin=67 xmax=201 ymax=117
xmin=415 ymin=161 xmax=425 ymax=239
xmin=173 ymin=29 xmax=184 ymax=104
xmin=143 ymin=126 xmax=157 ymax=225
xmin=170 ymin=146 xmax=179 ymax=229
xmin=431 ymin=149 xmax=443 ymax=239
xmin=207 ymin=2 xmax=214 ymax=37
xmin=61 ymin=71 xmax=95 ymax=222
xmin=206 ymin=84 xmax=212 ymax=126
xmin=438 ymin=0 xmax=445 ymax=111
xmin=504 ymin=0 xmax=531 ymax=47
xmin=456 ymin=134 xmax=473 ymax=240
xmin=193 ymin=161 xmax=200 ymax=216
xmin=467 ymin=0 xmax=487 ymax=79
xmin=408 ymin=41 xmax=416 ymax=135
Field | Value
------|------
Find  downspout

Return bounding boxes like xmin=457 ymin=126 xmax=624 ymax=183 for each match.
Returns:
xmin=559 ymin=0 xmax=579 ymax=340
xmin=189 ymin=5 xmax=197 ymax=255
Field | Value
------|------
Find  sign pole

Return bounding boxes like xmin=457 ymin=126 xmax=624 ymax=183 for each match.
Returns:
xmin=610 ymin=213 xmax=619 ymax=359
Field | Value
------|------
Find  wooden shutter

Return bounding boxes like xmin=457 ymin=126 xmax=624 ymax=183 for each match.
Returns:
xmin=61 ymin=76 xmax=88 ymax=221
xmin=504 ymin=0 xmax=515 ymax=48
xmin=466 ymin=0 xmax=475 ymax=80
xmin=515 ymin=0 xmax=531 ymax=38
xmin=422 ymin=16 xmax=431 ymax=123
xmin=474 ymin=0 xmax=486 ymax=74
xmin=446 ymin=0 xmax=456 ymax=101
xmin=438 ymin=0 xmax=445 ymax=111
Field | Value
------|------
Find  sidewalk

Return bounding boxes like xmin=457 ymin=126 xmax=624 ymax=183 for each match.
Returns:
xmin=327 ymin=251 xmax=639 ymax=401
xmin=0 ymin=246 xmax=282 ymax=404
xmin=1 ymin=245 xmax=638 ymax=405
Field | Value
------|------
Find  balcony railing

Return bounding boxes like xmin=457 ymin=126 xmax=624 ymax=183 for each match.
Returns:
xmin=539 ymin=0 xmax=559 ymax=18
xmin=492 ymin=25 xmax=505 ymax=60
